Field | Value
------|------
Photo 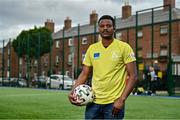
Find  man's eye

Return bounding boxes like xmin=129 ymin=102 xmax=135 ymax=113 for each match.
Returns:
xmin=106 ymin=25 xmax=112 ymax=28
xmin=99 ymin=25 xmax=104 ymax=28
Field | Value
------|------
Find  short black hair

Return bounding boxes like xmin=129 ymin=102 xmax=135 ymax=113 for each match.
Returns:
xmin=98 ymin=15 xmax=115 ymax=28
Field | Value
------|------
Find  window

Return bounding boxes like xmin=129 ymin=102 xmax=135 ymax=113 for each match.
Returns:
xmin=65 ymin=71 xmax=69 ymax=76
xmin=68 ymin=38 xmax=73 ymax=46
xmin=42 ymin=71 xmax=45 ymax=76
xmin=146 ymin=52 xmax=159 ymax=58
xmin=160 ymin=25 xmax=168 ymax=35
xmin=137 ymin=30 xmax=143 ymax=37
xmin=19 ymin=58 xmax=22 ymax=65
xmin=138 ymin=50 xmax=142 ymax=58
xmin=19 ymin=73 xmax=22 ymax=77
xmin=82 ymin=37 xmax=87 ymax=45
xmin=56 ymin=41 xmax=59 ymax=48
xmin=172 ymin=63 xmax=180 ymax=75
xmin=160 ymin=49 xmax=168 ymax=56
xmin=56 ymin=55 xmax=59 ymax=65
xmin=44 ymin=57 xmax=48 ymax=66
xmin=116 ymin=32 xmax=122 ymax=39
xmin=146 ymin=53 xmax=151 ymax=58
xmin=7 ymin=59 xmax=10 ymax=67
xmin=8 ymin=49 xmax=10 ymax=55
xmin=34 ymin=73 xmax=37 ymax=78
xmin=34 ymin=60 xmax=38 ymax=67
xmin=68 ymin=54 xmax=72 ymax=65
xmin=7 ymin=71 xmax=9 ymax=77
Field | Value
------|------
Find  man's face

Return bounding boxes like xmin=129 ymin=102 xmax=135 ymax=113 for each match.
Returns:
xmin=98 ymin=19 xmax=114 ymax=39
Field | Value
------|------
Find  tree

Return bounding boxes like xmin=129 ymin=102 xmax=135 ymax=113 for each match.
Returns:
xmin=12 ymin=26 xmax=53 ymax=62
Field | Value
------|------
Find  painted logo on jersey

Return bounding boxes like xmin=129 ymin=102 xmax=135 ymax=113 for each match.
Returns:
xmin=111 ymin=51 xmax=120 ymax=61
xmin=94 ymin=53 xmax=100 ymax=59
xmin=129 ymin=53 xmax=136 ymax=59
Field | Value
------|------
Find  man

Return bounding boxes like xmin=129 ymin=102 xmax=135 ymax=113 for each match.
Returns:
xmin=149 ymin=66 xmax=157 ymax=95
xmin=68 ymin=15 xmax=138 ymax=119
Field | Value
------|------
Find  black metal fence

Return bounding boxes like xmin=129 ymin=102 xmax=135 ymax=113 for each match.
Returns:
xmin=0 ymin=5 xmax=179 ymax=96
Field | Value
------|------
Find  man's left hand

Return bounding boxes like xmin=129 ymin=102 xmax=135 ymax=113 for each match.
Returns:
xmin=112 ymin=97 xmax=125 ymax=116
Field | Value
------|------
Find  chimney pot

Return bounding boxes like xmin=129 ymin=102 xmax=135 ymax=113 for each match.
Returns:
xmin=45 ymin=19 xmax=54 ymax=33
xmin=122 ymin=4 xmax=132 ymax=19
xmin=64 ymin=17 xmax=72 ymax=30
xmin=90 ymin=10 xmax=98 ymax=25
xmin=164 ymin=0 xmax=175 ymax=10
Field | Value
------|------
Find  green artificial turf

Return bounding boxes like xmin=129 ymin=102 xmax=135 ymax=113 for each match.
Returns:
xmin=0 ymin=87 xmax=179 ymax=119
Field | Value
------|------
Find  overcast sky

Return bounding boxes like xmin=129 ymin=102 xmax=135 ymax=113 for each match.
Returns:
xmin=0 ymin=0 xmax=180 ymax=41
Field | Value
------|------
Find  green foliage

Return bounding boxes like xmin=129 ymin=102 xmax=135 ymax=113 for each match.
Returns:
xmin=12 ymin=27 xmax=53 ymax=59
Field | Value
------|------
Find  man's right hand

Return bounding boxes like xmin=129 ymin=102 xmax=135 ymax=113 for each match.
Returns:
xmin=68 ymin=90 xmax=82 ymax=106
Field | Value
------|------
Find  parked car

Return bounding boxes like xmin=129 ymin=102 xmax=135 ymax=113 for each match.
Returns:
xmin=0 ymin=78 xmax=11 ymax=86
xmin=0 ymin=77 xmax=27 ymax=87
xmin=10 ymin=78 xmax=27 ymax=87
xmin=32 ymin=76 xmax=48 ymax=88
xmin=46 ymin=74 xmax=73 ymax=90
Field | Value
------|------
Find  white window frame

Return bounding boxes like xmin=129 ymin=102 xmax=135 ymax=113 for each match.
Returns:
xmin=82 ymin=37 xmax=88 ymax=45
xmin=56 ymin=41 xmax=59 ymax=48
xmin=138 ymin=30 xmax=143 ymax=37
xmin=138 ymin=50 xmax=142 ymax=58
xmin=7 ymin=71 xmax=10 ymax=77
xmin=160 ymin=49 xmax=168 ymax=56
xmin=68 ymin=38 xmax=73 ymax=46
xmin=68 ymin=54 xmax=72 ymax=64
xmin=160 ymin=25 xmax=168 ymax=35
xmin=34 ymin=60 xmax=38 ymax=67
xmin=42 ymin=71 xmax=45 ymax=76
xmin=8 ymin=49 xmax=10 ymax=55
xmin=19 ymin=58 xmax=22 ymax=65
xmin=116 ymin=32 xmax=122 ymax=39
xmin=56 ymin=55 xmax=59 ymax=64
xmin=7 ymin=59 xmax=10 ymax=67
xmin=65 ymin=71 xmax=69 ymax=76
xmin=44 ymin=57 xmax=48 ymax=66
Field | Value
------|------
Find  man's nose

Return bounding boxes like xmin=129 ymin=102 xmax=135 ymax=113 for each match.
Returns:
xmin=103 ymin=26 xmax=108 ymax=30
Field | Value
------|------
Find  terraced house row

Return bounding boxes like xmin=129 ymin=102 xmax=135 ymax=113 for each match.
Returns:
xmin=0 ymin=0 xmax=180 ymax=85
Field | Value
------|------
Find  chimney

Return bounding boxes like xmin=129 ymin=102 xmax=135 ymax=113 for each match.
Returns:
xmin=164 ymin=0 xmax=175 ymax=10
xmin=45 ymin=19 xmax=54 ymax=33
xmin=90 ymin=10 xmax=98 ymax=25
xmin=122 ymin=3 xmax=132 ymax=19
xmin=64 ymin=16 xmax=72 ymax=30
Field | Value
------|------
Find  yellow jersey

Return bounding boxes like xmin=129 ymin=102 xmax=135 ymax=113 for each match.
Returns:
xmin=83 ymin=39 xmax=136 ymax=104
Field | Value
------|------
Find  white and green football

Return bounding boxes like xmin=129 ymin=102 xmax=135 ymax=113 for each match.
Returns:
xmin=73 ymin=84 xmax=94 ymax=105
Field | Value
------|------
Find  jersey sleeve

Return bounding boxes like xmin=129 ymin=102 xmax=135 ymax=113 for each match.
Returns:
xmin=83 ymin=46 xmax=92 ymax=67
xmin=123 ymin=44 xmax=136 ymax=64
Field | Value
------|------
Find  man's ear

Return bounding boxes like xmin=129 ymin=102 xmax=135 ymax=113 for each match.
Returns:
xmin=114 ymin=28 xmax=116 ymax=32
xmin=113 ymin=26 xmax=116 ymax=30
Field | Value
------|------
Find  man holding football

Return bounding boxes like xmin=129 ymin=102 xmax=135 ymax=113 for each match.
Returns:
xmin=68 ymin=15 xmax=138 ymax=119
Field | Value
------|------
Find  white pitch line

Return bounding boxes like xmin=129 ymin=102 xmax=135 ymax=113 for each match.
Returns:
xmin=0 ymin=93 xmax=61 ymax=97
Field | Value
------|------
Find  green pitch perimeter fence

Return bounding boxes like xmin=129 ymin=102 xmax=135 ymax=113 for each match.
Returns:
xmin=0 ymin=5 xmax=179 ymax=96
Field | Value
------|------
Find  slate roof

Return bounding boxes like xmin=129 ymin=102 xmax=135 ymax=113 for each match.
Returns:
xmin=53 ymin=8 xmax=180 ymax=40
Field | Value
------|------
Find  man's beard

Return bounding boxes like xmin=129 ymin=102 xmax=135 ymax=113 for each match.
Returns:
xmin=101 ymin=36 xmax=113 ymax=40
xmin=100 ymin=33 xmax=114 ymax=40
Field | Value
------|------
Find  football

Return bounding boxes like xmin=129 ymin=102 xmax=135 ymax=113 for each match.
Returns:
xmin=73 ymin=84 xmax=94 ymax=105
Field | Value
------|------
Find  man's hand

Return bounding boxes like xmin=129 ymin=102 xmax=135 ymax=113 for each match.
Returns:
xmin=68 ymin=90 xmax=82 ymax=106
xmin=112 ymin=97 xmax=125 ymax=116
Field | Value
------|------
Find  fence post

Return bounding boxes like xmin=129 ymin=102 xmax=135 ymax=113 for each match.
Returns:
xmin=167 ymin=5 xmax=174 ymax=96
xmin=2 ymin=40 xmax=5 ymax=86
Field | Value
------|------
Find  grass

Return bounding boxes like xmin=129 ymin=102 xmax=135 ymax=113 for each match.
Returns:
xmin=0 ymin=87 xmax=180 ymax=119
